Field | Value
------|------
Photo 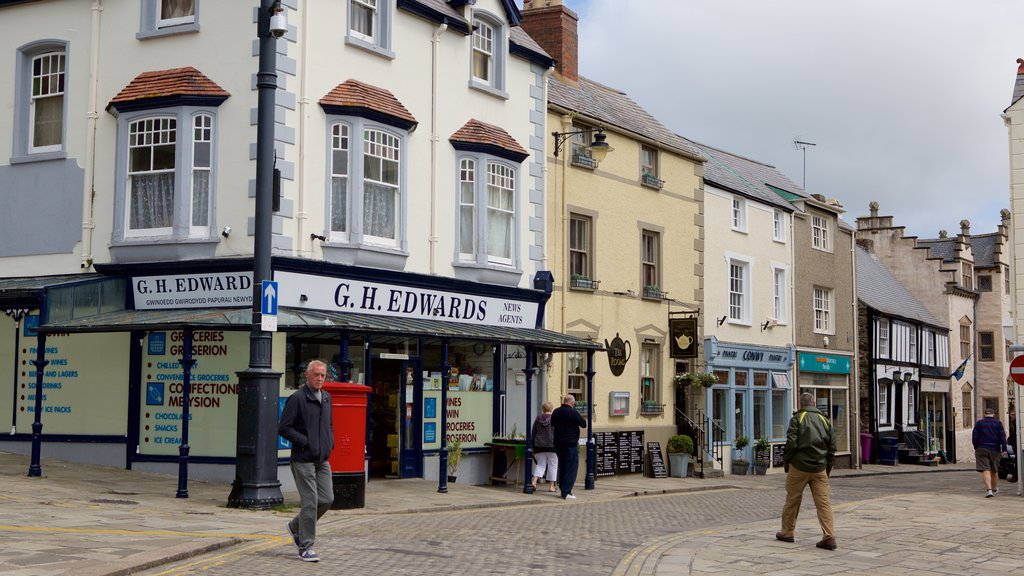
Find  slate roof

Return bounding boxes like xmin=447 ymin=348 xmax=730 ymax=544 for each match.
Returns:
xmin=319 ymin=79 xmax=418 ymax=129
xmin=969 ymin=233 xmax=999 ymax=268
xmin=548 ymin=76 xmax=705 ymax=162
xmin=449 ymin=119 xmax=529 ymax=162
xmin=402 ymin=1 xmax=550 ymax=65
xmin=1009 ymin=58 xmax=1024 ymax=111
xmin=856 ymin=246 xmax=946 ymax=329
xmin=107 ymin=67 xmax=229 ymax=112
xmin=690 ymin=142 xmax=798 ymax=211
xmin=916 ymin=238 xmax=956 ymax=263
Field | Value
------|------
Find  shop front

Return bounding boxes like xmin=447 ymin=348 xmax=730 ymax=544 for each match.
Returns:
xmin=703 ymin=337 xmax=795 ymax=473
xmin=796 ymin=351 xmax=854 ymax=468
xmin=0 ymin=258 xmax=600 ymax=494
xmin=920 ymin=377 xmax=949 ymax=455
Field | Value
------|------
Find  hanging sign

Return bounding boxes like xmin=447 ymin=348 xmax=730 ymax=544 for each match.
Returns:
xmin=669 ymin=318 xmax=698 ymax=358
xmin=604 ymin=333 xmax=631 ymax=377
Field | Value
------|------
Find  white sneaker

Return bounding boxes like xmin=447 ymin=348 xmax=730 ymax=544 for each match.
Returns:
xmin=564 ymin=494 xmax=576 ymax=500
xmin=986 ymin=490 xmax=995 ymax=498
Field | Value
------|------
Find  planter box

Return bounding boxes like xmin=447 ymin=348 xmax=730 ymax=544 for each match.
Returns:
xmin=669 ymin=453 xmax=690 ymax=477
xmin=731 ymin=460 xmax=749 ymax=475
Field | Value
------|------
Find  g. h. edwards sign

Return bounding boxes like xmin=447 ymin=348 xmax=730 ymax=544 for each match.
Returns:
xmin=275 ymin=271 xmax=539 ymax=329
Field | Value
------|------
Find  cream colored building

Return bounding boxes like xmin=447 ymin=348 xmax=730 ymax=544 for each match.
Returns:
xmin=521 ymin=1 xmax=705 ymax=469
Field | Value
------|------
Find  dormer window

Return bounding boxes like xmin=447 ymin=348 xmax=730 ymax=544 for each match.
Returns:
xmin=469 ymin=12 xmax=507 ymax=98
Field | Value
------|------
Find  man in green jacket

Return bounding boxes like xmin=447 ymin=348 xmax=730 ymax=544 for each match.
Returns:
xmin=776 ymin=392 xmax=837 ymax=550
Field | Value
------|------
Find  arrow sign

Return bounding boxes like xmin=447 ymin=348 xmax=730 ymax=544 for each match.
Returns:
xmin=261 ymin=280 xmax=279 ymax=332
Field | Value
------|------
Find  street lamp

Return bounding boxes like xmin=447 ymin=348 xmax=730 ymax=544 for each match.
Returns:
xmin=552 ymin=127 xmax=611 ymax=162
xmin=227 ymin=0 xmax=286 ymax=510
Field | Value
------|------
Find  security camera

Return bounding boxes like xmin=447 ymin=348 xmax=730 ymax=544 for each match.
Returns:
xmin=269 ymin=5 xmax=287 ymax=38
xmin=221 ymin=226 xmax=231 ymax=238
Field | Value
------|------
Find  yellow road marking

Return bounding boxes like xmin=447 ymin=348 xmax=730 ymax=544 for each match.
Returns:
xmin=0 ymin=524 xmax=283 ymax=541
xmin=149 ymin=538 xmax=285 ymax=575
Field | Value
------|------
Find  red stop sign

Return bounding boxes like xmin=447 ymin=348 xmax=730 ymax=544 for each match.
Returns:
xmin=1011 ymin=355 xmax=1024 ymax=385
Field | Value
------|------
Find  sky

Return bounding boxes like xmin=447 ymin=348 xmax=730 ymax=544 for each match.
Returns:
xmin=560 ymin=0 xmax=1024 ymax=238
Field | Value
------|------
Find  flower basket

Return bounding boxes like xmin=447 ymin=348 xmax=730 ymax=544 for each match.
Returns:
xmin=674 ymin=371 xmax=719 ymax=388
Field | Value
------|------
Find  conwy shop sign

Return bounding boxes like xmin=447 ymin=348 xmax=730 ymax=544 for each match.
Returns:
xmin=275 ymin=271 xmax=540 ymax=329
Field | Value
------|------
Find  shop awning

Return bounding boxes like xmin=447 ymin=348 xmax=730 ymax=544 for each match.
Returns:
xmin=772 ymin=373 xmax=791 ymax=389
xmin=39 ymin=306 xmax=602 ymax=352
xmin=0 ymin=274 xmax=101 ymax=307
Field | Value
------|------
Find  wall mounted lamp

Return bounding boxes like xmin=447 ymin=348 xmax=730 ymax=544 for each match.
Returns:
xmin=552 ymin=127 xmax=611 ymax=162
xmin=717 ymin=316 xmax=727 ymax=326
xmin=310 ymin=233 xmax=326 ymax=242
xmin=221 ymin=226 xmax=231 ymax=238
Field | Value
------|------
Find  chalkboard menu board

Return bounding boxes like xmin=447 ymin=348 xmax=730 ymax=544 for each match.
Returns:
xmin=593 ymin=430 xmax=645 ymax=475
xmin=772 ymin=444 xmax=785 ymax=467
xmin=646 ymin=441 xmax=667 ymax=478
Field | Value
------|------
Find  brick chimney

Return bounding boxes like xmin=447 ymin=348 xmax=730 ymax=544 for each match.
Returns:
xmin=521 ymin=0 xmax=579 ymax=82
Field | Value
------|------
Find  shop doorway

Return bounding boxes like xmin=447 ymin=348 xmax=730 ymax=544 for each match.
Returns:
xmin=368 ymin=357 xmax=423 ymax=478
xmin=922 ymin=392 xmax=946 ymax=452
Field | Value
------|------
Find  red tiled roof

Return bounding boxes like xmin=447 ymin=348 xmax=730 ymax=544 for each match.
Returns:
xmin=108 ymin=67 xmax=229 ymax=107
xmin=449 ymin=119 xmax=529 ymax=162
xmin=319 ymin=80 xmax=417 ymax=128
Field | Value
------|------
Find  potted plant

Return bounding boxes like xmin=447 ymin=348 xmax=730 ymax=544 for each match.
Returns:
xmin=753 ymin=437 xmax=771 ymax=475
xmin=667 ymin=434 xmax=694 ymax=478
xmin=732 ymin=435 xmax=749 ymax=475
xmin=674 ymin=371 xmax=719 ymax=389
xmin=447 ymin=437 xmax=462 ymax=482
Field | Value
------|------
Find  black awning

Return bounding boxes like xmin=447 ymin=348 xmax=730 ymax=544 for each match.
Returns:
xmin=39 ymin=306 xmax=602 ymax=352
xmin=0 ymin=274 xmax=102 ymax=308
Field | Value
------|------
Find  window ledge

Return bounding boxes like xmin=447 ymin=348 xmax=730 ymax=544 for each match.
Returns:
xmin=452 ymin=261 xmax=523 ymax=286
xmin=10 ymin=151 xmax=66 ymax=165
xmin=570 ymin=277 xmax=599 ymax=290
xmin=571 ymin=154 xmax=598 ymax=170
xmin=137 ymin=24 xmax=200 ymax=40
xmin=641 ymin=174 xmax=664 ymax=189
xmin=109 ymin=238 xmax=219 ymax=264
xmin=639 ymin=404 xmax=664 ymax=416
xmin=344 ymin=36 xmax=396 ymax=60
xmin=468 ymin=81 xmax=510 ymax=101
xmin=642 ymin=287 xmax=666 ymax=300
xmin=321 ymin=243 xmax=408 ymax=270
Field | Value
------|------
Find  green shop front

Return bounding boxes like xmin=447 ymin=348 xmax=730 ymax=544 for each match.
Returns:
xmin=795 ymin=350 xmax=854 ymax=468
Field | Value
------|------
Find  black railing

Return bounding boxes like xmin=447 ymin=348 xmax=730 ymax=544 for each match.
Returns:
xmin=677 ymin=406 xmax=724 ymax=479
xmin=705 ymin=409 xmax=725 ymax=469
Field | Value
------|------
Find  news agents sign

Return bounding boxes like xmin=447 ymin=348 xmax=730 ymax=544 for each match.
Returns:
xmin=133 ymin=273 xmax=254 ymax=310
xmin=275 ymin=271 xmax=540 ymax=329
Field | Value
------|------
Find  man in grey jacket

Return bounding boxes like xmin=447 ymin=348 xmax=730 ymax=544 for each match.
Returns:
xmin=279 ymin=360 xmax=334 ymax=562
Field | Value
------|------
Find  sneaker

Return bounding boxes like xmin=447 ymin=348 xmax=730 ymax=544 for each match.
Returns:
xmin=986 ymin=490 xmax=995 ymax=498
xmin=286 ymin=523 xmax=299 ymax=549
xmin=775 ymin=531 xmax=794 ymax=543
xmin=564 ymin=494 xmax=576 ymax=500
xmin=298 ymin=549 xmax=320 ymax=562
xmin=815 ymin=537 xmax=838 ymax=551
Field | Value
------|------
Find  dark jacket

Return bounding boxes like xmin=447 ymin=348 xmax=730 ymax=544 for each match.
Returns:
xmin=973 ymin=416 xmax=1007 ymax=452
xmin=278 ymin=385 xmax=334 ymax=464
xmin=532 ymin=413 xmax=554 ymax=453
xmin=783 ymin=406 xmax=835 ymax=473
xmin=551 ymin=403 xmax=587 ymax=449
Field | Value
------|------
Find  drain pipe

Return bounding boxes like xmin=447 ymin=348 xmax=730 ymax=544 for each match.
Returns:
xmin=80 ymin=0 xmax=103 ymax=270
xmin=296 ymin=0 xmax=311 ymax=254
xmin=428 ymin=21 xmax=447 ymax=274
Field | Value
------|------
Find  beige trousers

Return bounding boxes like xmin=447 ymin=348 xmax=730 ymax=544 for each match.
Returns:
xmin=779 ymin=467 xmax=834 ymax=540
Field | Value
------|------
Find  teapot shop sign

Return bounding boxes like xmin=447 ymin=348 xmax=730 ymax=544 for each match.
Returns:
xmin=669 ymin=317 xmax=698 ymax=358
xmin=604 ymin=333 xmax=632 ymax=376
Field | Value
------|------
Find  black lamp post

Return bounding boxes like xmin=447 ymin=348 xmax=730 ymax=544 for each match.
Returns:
xmin=552 ymin=127 xmax=610 ymax=161
xmin=227 ymin=0 xmax=286 ymax=510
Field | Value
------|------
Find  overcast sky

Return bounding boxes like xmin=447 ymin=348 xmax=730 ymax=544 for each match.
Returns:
xmin=561 ymin=0 xmax=1024 ymax=238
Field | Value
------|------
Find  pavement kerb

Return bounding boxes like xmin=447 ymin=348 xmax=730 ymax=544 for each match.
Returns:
xmin=80 ymin=537 xmax=245 ymax=576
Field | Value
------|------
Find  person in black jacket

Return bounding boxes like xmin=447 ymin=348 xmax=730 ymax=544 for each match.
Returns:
xmin=278 ymin=360 xmax=334 ymax=562
xmin=551 ymin=394 xmax=587 ymax=500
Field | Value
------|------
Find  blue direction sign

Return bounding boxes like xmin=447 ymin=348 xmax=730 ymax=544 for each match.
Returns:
xmin=261 ymin=280 xmax=279 ymax=316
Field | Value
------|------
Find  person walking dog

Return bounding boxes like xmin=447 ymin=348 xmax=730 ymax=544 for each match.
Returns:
xmin=279 ymin=360 xmax=334 ymax=562
xmin=777 ymin=392 xmax=837 ymax=550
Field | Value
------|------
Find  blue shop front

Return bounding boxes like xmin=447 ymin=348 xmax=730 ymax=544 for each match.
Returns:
xmin=703 ymin=337 xmax=795 ymax=474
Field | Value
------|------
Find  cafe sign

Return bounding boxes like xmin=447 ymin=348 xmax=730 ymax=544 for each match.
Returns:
xmin=669 ymin=317 xmax=698 ymax=358
xmin=604 ymin=333 xmax=631 ymax=377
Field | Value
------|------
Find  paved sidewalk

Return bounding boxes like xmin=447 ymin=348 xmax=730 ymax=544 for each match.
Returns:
xmin=0 ymin=450 xmax=990 ymax=576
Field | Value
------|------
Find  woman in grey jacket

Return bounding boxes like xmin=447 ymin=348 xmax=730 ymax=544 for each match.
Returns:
xmin=531 ymin=401 xmax=558 ymax=492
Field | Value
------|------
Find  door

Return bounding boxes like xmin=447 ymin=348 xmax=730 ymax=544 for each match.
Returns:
xmin=368 ymin=358 xmax=402 ymax=478
xmin=400 ymin=360 xmax=423 ymax=478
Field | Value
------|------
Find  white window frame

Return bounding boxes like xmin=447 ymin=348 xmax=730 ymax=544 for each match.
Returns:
xmin=731 ymin=197 xmax=747 ymax=232
xmin=323 ymin=118 xmax=407 ymax=251
xmin=924 ymin=331 xmax=936 ymax=366
xmin=812 ymin=214 xmax=831 ymax=252
xmin=113 ymin=107 xmax=219 ymax=242
xmin=189 ymin=113 xmax=213 ymax=236
xmin=640 ymin=343 xmax=660 ymax=405
xmin=329 ymin=123 xmax=351 ymax=242
xmin=454 ymin=153 xmax=519 ymax=269
xmin=877 ymin=318 xmax=890 ymax=358
xmin=641 ymin=229 xmax=661 ymax=295
xmin=28 ymin=51 xmax=65 ymax=154
xmin=346 ymin=0 xmax=393 ymax=56
xmin=772 ymin=265 xmax=787 ymax=324
xmin=14 ymin=41 xmax=69 ymax=162
xmin=813 ymin=286 xmax=833 ymax=334
xmin=566 ymin=351 xmax=587 ymax=404
xmin=726 ymin=255 xmax=752 ymax=324
xmin=569 ymin=213 xmax=593 ymax=282
xmin=138 ymin=0 xmax=200 ymax=38
xmin=908 ymin=325 xmax=917 ymax=363
xmin=878 ymin=381 xmax=891 ymax=425
xmin=469 ymin=11 xmax=507 ymax=97
xmin=773 ymin=209 xmax=785 ymax=242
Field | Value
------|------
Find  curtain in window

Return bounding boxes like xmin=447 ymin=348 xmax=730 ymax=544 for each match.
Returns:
xmin=331 ymin=177 xmax=348 ymax=233
xmin=486 ymin=187 xmax=512 ymax=259
xmin=191 ymin=171 xmax=209 ymax=227
xmin=363 ymin=181 xmax=395 ymax=239
xmin=459 ymin=159 xmax=475 ymax=255
xmin=130 ymin=173 xmax=174 ymax=230
xmin=33 ymin=95 xmax=63 ymax=148
xmin=351 ymin=0 xmax=375 ymax=38
xmin=161 ymin=0 xmax=194 ymax=18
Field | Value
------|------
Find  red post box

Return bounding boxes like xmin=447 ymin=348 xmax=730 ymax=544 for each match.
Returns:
xmin=322 ymin=381 xmax=371 ymax=509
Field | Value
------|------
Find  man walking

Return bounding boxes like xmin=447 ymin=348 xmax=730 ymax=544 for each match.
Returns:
xmin=551 ymin=394 xmax=587 ymax=500
xmin=973 ymin=407 xmax=1007 ymax=498
xmin=279 ymin=360 xmax=334 ymax=562
xmin=777 ymin=392 xmax=837 ymax=550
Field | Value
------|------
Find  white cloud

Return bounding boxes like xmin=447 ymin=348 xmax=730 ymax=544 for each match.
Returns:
xmin=561 ymin=0 xmax=1023 ymax=236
